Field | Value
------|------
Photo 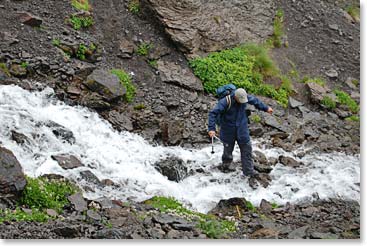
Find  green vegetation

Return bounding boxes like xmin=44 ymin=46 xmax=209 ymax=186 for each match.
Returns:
xmin=345 ymin=115 xmax=359 ymax=122
xmin=0 ymin=208 xmax=51 ymax=224
xmin=148 ymin=59 xmax=158 ymax=68
xmin=346 ymin=4 xmax=360 ymax=22
xmin=334 ymin=89 xmax=359 ymax=113
xmin=20 ymin=62 xmax=29 ymax=69
xmin=0 ymin=176 xmax=78 ymax=224
xmin=245 ymin=201 xmax=257 ymax=212
xmin=351 ymin=79 xmax=359 ymax=87
xmin=271 ymin=9 xmax=285 ymax=48
xmin=128 ymin=0 xmax=141 ymax=14
xmin=0 ymin=63 xmax=10 ymax=76
xmin=145 ymin=196 xmax=236 ymax=239
xmin=301 ymin=76 xmax=326 ymax=86
xmin=134 ymin=103 xmax=146 ymax=110
xmin=69 ymin=15 xmax=94 ymax=30
xmin=189 ymin=43 xmax=290 ymax=107
xmin=111 ymin=69 xmax=136 ymax=102
xmin=72 ymin=0 xmax=91 ymax=11
xmin=250 ymin=114 xmax=261 ymax=124
xmin=20 ymin=176 xmax=78 ymax=213
xmin=76 ymin=43 xmax=88 ymax=60
xmin=52 ymin=38 xmax=60 ymax=46
xmin=136 ymin=42 xmax=153 ymax=56
xmin=320 ymin=96 xmax=336 ymax=110
xmin=271 ymin=202 xmax=279 ymax=209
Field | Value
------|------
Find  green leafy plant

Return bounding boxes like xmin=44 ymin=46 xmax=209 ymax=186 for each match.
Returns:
xmin=20 ymin=62 xmax=29 ymax=69
xmin=20 ymin=176 xmax=78 ymax=213
xmin=189 ymin=43 xmax=289 ymax=107
xmin=72 ymin=0 xmax=91 ymax=11
xmin=145 ymin=196 xmax=236 ymax=238
xmin=136 ymin=42 xmax=152 ymax=56
xmin=128 ymin=0 xmax=140 ymax=14
xmin=321 ymin=96 xmax=336 ymax=110
xmin=111 ymin=69 xmax=136 ymax=102
xmin=0 ymin=63 xmax=10 ymax=76
xmin=52 ymin=38 xmax=60 ymax=46
xmin=334 ymin=90 xmax=359 ymax=113
xmin=345 ymin=115 xmax=359 ymax=122
xmin=148 ymin=59 xmax=158 ymax=68
xmin=271 ymin=202 xmax=279 ymax=209
xmin=272 ymin=9 xmax=285 ymax=48
xmin=245 ymin=201 xmax=257 ymax=212
xmin=0 ymin=208 xmax=50 ymax=224
xmin=69 ymin=15 xmax=94 ymax=30
xmin=76 ymin=43 xmax=88 ymax=60
xmin=250 ymin=114 xmax=261 ymax=124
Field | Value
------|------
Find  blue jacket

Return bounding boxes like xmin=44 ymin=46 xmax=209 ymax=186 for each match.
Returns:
xmin=208 ymin=93 xmax=269 ymax=144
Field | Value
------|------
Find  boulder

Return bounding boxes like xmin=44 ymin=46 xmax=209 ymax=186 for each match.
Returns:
xmin=84 ymin=69 xmax=126 ymax=102
xmin=51 ymin=154 xmax=83 ymax=170
xmin=11 ymin=130 xmax=30 ymax=145
xmin=0 ymin=147 xmax=27 ymax=199
xmin=44 ymin=121 xmax=76 ymax=144
xmin=160 ymin=120 xmax=184 ymax=146
xmin=107 ymin=111 xmax=134 ymax=131
xmin=209 ymin=197 xmax=248 ymax=216
xmin=18 ymin=12 xmax=43 ymax=27
xmin=80 ymin=92 xmax=112 ymax=110
xmin=154 ymin=156 xmax=188 ymax=182
xmin=118 ymin=38 xmax=135 ymax=59
xmin=146 ymin=0 xmax=275 ymax=56
xmin=68 ymin=193 xmax=88 ymax=212
xmin=79 ymin=170 xmax=102 ymax=185
xmin=279 ymin=155 xmax=302 ymax=168
xmin=306 ymin=82 xmax=330 ymax=103
xmin=288 ymin=97 xmax=303 ymax=108
xmin=263 ymin=114 xmax=291 ymax=133
xmin=157 ymin=60 xmax=203 ymax=91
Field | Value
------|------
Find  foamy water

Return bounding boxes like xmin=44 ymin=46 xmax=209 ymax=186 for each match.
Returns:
xmin=0 ymin=85 xmax=360 ymax=213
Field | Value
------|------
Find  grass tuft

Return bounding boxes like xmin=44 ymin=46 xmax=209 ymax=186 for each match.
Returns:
xmin=71 ymin=0 xmax=91 ymax=11
xmin=111 ymin=69 xmax=136 ymax=102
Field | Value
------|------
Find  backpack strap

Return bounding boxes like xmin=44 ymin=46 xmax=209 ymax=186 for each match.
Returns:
xmin=225 ymin=95 xmax=232 ymax=111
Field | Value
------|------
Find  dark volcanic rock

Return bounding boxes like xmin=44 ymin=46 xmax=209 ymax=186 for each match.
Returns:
xmin=84 ymin=69 xmax=126 ymax=102
xmin=154 ymin=156 xmax=188 ymax=182
xmin=279 ymin=155 xmax=302 ymax=168
xmin=51 ymin=154 xmax=83 ymax=170
xmin=44 ymin=121 xmax=76 ymax=144
xmin=0 ymin=147 xmax=27 ymax=199
xmin=157 ymin=60 xmax=203 ymax=91
xmin=68 ymin=193 xmax=88 ymax=212
xmin=146 ymin=0 xmax=275 ymax=56
xmin=79 ymin=170 xmax=102 ymax=185
xmin=11 ymin=130 xmax=30 ymax=145
xmin=17 ymin=12 xmax=43 ymax=27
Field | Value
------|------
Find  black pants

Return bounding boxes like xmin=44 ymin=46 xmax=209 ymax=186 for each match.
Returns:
xmin=222 ymin=140 xmax=254 ymax=176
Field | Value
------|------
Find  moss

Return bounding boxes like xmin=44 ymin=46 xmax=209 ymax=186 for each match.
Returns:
xmin=111 ymin=69 xmax=136 ymax=102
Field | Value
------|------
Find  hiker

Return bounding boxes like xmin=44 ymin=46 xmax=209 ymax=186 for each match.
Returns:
xmin=208 ymin=87 xmax=273 ymax=188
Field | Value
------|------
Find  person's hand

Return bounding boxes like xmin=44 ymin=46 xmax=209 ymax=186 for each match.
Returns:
xmin=208 ymin=131 xmax=216 ymax=138
xmin=267 ymin=107 xmax=273 ymax=114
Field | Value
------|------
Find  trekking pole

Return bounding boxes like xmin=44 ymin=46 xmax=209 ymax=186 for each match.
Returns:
xmin=211 ymin=136 xmax=215 ymax=154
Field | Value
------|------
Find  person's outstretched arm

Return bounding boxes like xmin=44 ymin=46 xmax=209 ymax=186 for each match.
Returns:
xmin=247 ymin=95 xmax=273 ymax=114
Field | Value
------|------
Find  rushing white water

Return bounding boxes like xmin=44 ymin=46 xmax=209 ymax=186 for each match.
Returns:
xmin=0 ymin=85 xmax=360 ymax=213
